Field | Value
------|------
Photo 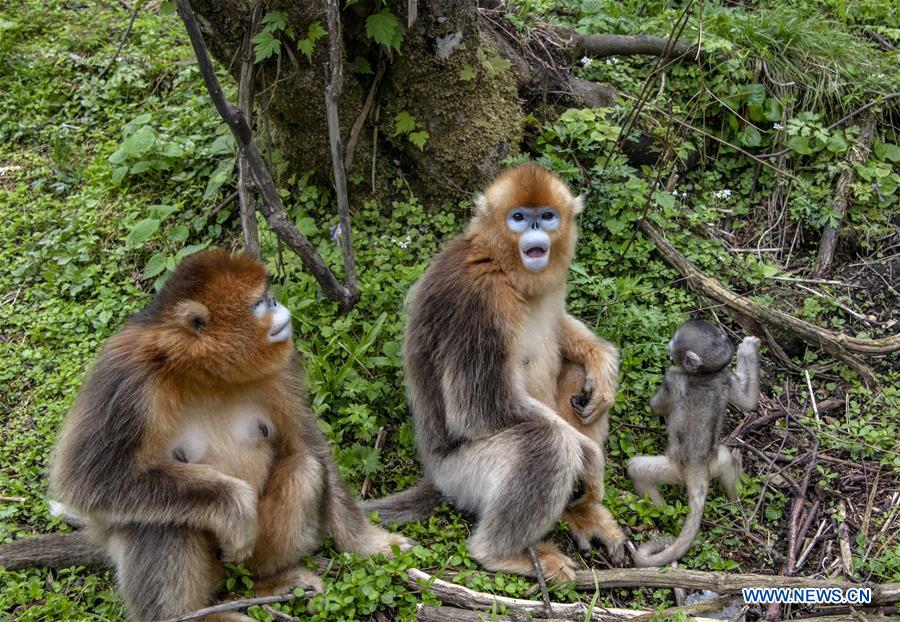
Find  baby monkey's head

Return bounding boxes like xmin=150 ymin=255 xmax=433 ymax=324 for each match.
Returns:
xmin=668 ymin=319 xmax=734 ymax=374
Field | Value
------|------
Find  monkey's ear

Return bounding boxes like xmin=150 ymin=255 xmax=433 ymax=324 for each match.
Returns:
xmin=474 ymin=193 xmax=489 ymax=217
xmin=173 ymin=300 xmax=209 ymax=335
xmin=572 ymin=195 xmax=585 ymax=215
xmin=683 ymin=350 xmax=702 ymax=372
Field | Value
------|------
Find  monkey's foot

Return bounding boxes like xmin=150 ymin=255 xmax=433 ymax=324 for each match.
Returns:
xmin=563 ymin=502 xmax=626 ymax=566
xmin=353 ymin=526 xmax=413 ymax=557
xmin=254 ymin=566 xmax=324 ymax=596
xmin=479 ymin=542 xmax=577 ymax=583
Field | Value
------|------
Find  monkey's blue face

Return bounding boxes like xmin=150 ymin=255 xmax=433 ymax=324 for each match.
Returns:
xmin=253 ymin=292 xmax=292 ymax=343
xmin=506 ymin=207 xmax=560 ymax=272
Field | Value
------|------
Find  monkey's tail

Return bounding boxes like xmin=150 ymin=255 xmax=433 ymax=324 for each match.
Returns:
xmin=632 ymin=473 xmax=708 ymax=567
xmin=0 ymin=532 xmax=107 ymax=570
xmin=362 ymin=480 xmax=444 ymax=526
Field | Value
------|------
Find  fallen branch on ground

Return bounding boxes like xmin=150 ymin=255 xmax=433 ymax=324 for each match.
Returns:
xmin=406 ymin=568 xmax=722 ymax=621
xmin=567 ymin=567 xmax=899 ymax=604
xmin=638 ymin=220 xmax=900 ymax=384
xmin=174 ymin=0 xmax=358 ymax=311
xmin=156 ymin=592 xmax=308 ymax=622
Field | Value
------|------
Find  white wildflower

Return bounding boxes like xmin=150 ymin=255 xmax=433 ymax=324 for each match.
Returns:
xmin=396 ymin=234 xmax=412 ymax=249
xmin=581 ymin=56 xmax=593 ymax=67
xmin=773 ymin=123 xmax=784 ymax=130
xmin=713 ymin=189 xmax=732 ymax=200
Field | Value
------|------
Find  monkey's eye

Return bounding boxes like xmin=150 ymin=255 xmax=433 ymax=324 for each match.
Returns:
xmin=253 ymin=298 xmax=267 ymax=319
xmin=541 ymin=211 xmax=554 ymax=220
xmin=512 ymin=212 xmax=525 ymax=222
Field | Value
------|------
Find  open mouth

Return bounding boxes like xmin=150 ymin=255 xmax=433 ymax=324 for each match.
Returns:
xmin=269 ymin=319 xmax=292 ymax=342
xmin=525 ymin=246 xmax=547 ymax=259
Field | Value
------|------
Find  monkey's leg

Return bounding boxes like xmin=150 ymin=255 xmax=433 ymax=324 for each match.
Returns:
xmin=627 ymin=455 xmax=682 ymax=507
xmin=110 ymin=524 xmax=251 ymax=622
xmin=247 ymin=454 xmax=326 ymax=595
xmin=711 ymin=445 xmax=742 ymax=501
xmin=435 ymin=420 xmax=590 ymax=581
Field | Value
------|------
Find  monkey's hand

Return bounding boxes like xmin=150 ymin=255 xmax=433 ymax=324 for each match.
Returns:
xmin=576 ymin=373 xmax=616 ymax=424
xmin=216 ymin=478 xmax=259 ymax=563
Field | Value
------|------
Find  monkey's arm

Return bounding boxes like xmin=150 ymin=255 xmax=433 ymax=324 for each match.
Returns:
xmin=558 ymin=314 xmax=619 ymax=423
xmin=649 ymin=380 xmax=672 ymax=417
xmin=728 ymin=336 xmax=760 ymax=411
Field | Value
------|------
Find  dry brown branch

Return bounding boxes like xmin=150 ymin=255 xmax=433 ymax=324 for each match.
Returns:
xmin=237 ymin=1 xmax=262 ymax=259
xmin=345 ymin=59 xmax=385 ymax=172
xmin=174 ymin=0 xmax=358 ymax=311
xmin=155 ymin=593 xmax=303 ymax=622
xmin=416 ymin=604 xmax=570 ymax=621
xmin=813 ymin=112 xmax=878 ymax=277
xmin=566 ymin=567 xmax=899 ymax=604
xmin=407 ymin=568 xmax=722 ymax=621
xmin=638 ymin=221 xmax=900 ymax=384
xmin=324 ymin=0 xmax=359 ymax=304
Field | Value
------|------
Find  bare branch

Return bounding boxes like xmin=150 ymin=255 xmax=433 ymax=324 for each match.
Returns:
xmin=324 ymin=0 xmax=359 ymax=304
xmin=174 ymin=0 xmax=358 ymax=311
xmin=237 ymin=0 xmax=263 ymax=259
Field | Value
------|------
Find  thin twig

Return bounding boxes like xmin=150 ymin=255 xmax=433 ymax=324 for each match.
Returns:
xmin=345 ymin=58 xmax=385 ymax=171
xmin=804 ymin=370 xmax=820 ymax=424
xmin=262 ymin=604 xmax=301 ymax=622
xmin=527 ymin=546 xmax=553 ymax=617
xmin=99 ymin=0 xmax=141 ymax=78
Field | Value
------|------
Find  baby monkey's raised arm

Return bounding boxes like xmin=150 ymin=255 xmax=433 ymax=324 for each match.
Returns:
xmin=627 ymin=319 xmax=760 ymax=567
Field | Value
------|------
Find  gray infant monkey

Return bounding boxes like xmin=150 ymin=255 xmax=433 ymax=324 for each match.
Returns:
xmin=628 ymin=319 xmax=760 ymax=567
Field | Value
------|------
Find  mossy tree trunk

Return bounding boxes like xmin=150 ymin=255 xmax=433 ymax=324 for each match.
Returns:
xmin=189 ymin=0 xmax=525 ymax=200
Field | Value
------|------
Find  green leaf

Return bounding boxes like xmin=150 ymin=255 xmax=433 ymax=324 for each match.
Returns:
xmin=393 ymin=111 xmax=417 ymax=136
xmin=366 ymin=9 xmax=404 ymax=51
xmin=653 ymin=191 xmax=676 ymax=210
xmin=787 ymin=135 xmax=812 ymax=155
xmin=878 ymin=143 xmax=900 ymax=162
xmin=307 ymin=22 xmax=326 ymax=42
xmin=122 ymin=125 xmax=156 ymax=155
xmin=261 ymin=10 xmax=287 ymax=32
xmin=740 ymin=125 xmax=762 ymax=148
xmin=143 ymin=253 xmax=168 ymax=279
xmin=458 ymin=64 xmax=476 ymax=81
xmin=168 ymin=224 xmax=189 ymax=244
xmin=352 ymin=56 xmax=373 ymax=74
xmin=175 ymin=242 xmax=210 ymax=262
xmin=408 ymin=130 xmax=429 ymax=150
xmin=129 ymin=160 xmax=151 ymax=174
xmin=111 ymin=166 xmax=128 ymax=185
xmin=298 ymin=38 xmax=315 ymax=61
xmin=482 ymin=54 xmax=511 ymax=77
xmin=763 ymin=97 xmax=782 ymax=123
xmin=126 ymin=218 xmax=160 ymax=247
xmin=252 ymin=30 xmax=281 ymax=62
xmin=826 ymin=133 xmax=848 ymax=154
